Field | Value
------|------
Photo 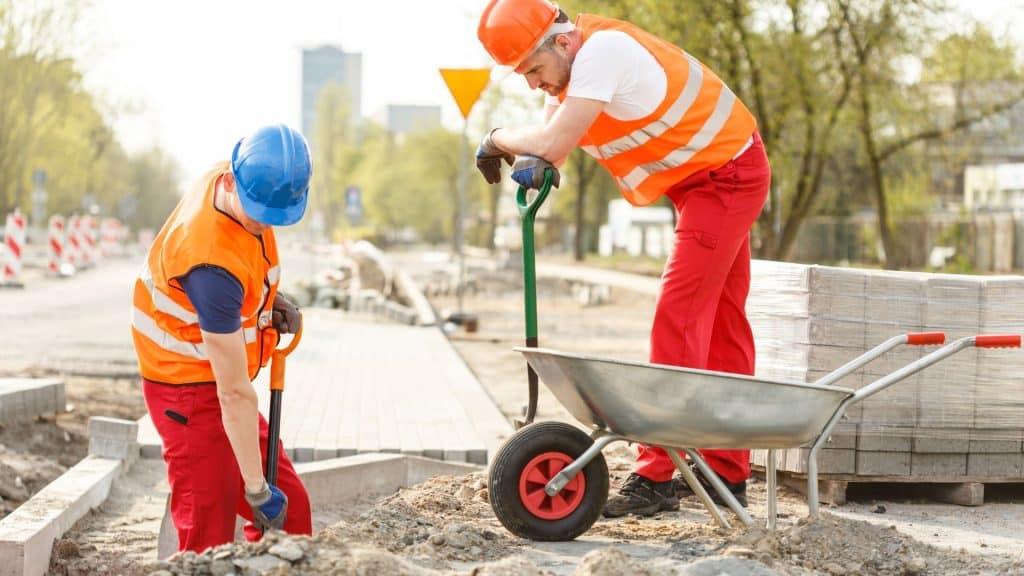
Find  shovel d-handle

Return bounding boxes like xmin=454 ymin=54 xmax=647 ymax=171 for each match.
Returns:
xmin=516 ymin=169 xmax=555 ymax=428
xmin=267 ymin=314 xmax=303 ymax=488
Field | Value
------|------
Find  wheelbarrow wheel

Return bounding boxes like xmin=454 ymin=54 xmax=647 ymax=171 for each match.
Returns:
xmin=489 ymin=421 xmax=608 ymax=541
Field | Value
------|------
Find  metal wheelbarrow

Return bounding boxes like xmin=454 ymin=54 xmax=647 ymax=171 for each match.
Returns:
xmin=487 ymin=167 xmax=1023 ymax=541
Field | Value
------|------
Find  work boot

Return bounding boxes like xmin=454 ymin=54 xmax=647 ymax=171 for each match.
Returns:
xmin=602 ymin=473 xmax=679 ymax=518
xmin=671 ymin=463 xmax=748 ymax=508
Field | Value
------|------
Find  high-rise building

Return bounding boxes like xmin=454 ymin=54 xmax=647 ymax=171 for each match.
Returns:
xmin=372 ymin=104 xmax=442 ymax=136
xmin=301 ymin=45 xmax=362 ymax=147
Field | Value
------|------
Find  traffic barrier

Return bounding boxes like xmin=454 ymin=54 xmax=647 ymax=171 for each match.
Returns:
xmin=47 ymin=215 xmax=65 ymax=275
xmin=80 ymin=215 xmax=97 ymax=268
xmin=66 ymin=215 xmax=82 ymax=269
xmin=99 ymin=218 xmax=125 ymax=257
xmin=2 ymin=210 xmax=26 ymax=287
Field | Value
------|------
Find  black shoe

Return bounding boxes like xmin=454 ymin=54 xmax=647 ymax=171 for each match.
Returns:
xmin=671 ymin=463 xmax=748 ymax=508
xmin=602 ymin=473 xmax=679 ymax=518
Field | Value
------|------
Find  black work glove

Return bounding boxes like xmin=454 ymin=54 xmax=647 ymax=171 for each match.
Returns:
xmin=475 ymin=128 xmax=514 ymax=184
xmin=245 ymin=481 xmax=288 ymax=531
xmin=511 ymin=155 xmax=561 ymax=190
xmin=271 ymin=292 xmax=300 ymax=334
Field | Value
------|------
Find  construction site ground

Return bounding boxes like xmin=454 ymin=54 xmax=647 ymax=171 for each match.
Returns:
xmin=1 ymin=248 xmax=1022 ymax=575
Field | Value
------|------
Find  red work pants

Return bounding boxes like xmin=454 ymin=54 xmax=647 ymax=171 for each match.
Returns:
xmin=634 ymin=132 xmax=770 ymax=485
xmin=143 ymin=379 xmax=312 ymax=553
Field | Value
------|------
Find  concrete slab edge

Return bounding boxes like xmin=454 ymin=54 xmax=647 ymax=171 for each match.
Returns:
xmin=394 ymin=268 xmax=437 ymax=327
xmin=0 ymin=456 xmax=124 ymax=576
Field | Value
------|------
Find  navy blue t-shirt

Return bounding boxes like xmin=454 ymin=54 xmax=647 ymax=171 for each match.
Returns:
xmin=179 ymin=265 xmax=244 ymax=334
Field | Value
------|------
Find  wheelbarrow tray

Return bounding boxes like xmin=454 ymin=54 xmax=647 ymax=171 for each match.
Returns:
xmin=516 ymin=347 xmax=854 ymax=449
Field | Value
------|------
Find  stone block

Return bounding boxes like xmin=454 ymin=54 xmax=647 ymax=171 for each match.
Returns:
xmin=911 ymin=453 xmax=967 ymax=477
xmin=857 ymin=425 xmax=913 ymax=452
xmin=782 ymin=448 xmax=855 ymax=475
xmin=967 ymin=453 xmax=1023 ymax=477
xmin=856 ymin=450 xmax=911 ymax=476
xmin=912 ymin=429 xmax=970 ymax=453
xmin=968 ymin=429 xmax=1023 ymax=453
xmin=88 ymin=417 xmax=139 ymax=461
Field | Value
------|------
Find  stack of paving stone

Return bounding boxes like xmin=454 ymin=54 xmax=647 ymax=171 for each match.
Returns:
xmin=747 ymin=261 xmax=1024 ymax=479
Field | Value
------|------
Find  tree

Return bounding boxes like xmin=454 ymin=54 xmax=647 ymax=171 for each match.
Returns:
xmin=832 ymin=0 xmax=1024 ymax=267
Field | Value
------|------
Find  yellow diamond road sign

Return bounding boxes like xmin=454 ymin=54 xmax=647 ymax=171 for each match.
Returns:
xmin=440 ymin=68 xmax=491 ymax=120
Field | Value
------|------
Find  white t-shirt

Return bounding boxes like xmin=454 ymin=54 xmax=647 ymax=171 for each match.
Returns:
xmin=547 ymin=30 xmax=666 ymax=121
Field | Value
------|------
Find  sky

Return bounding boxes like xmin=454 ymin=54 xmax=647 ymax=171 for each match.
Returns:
xmin=72 ymin=0 xmax=1024 ymax=188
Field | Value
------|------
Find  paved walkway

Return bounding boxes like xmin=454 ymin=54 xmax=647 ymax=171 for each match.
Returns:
xmin=138 ymin=307 xmax=511 ymax=465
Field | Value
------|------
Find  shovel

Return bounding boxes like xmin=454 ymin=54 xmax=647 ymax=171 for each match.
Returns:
xmin=266 ymin=313 xmax=303 ymax=488
xmin=514 ymin=168 xmax=556 ymax=429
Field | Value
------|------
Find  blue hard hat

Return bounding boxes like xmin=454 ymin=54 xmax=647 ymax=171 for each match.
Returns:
xmin=231 ymin=124 xmax=312 ymax=226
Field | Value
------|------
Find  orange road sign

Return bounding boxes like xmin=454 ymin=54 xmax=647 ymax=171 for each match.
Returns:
xmin=440 ymin=68 xmax=491 ymax=120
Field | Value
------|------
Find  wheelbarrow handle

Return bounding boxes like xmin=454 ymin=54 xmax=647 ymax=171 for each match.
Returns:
xmin=974 ymin=334 xmax=1022 ymax=348
xmin=906 ymin=332 xmax=945 ymax=346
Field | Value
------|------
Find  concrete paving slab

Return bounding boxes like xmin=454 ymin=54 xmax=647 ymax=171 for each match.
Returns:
xmin=0 ymin=378 xmax=63 ymax=425
xmin=136 ymin=309 xmax=512 ymax=465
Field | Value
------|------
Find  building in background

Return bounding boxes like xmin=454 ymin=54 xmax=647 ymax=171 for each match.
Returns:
xmin=301 ymin=45 xmax=362 ymax=146
xmin=923 ymin=81 xmax=1024 ymax=206
xmin=372 ymin=104 xmax=442 ymax=137
xmin=598 ymin=199 xmax=675 ymax=258
xmin=963 ymin=163 xmax=1024 ymax=210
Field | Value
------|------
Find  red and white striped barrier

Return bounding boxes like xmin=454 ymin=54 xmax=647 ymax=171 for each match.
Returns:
xmin=66 ymin=214 xmax=82 ymax=269
xmin=80 ymin=215 xmax=98 ymax=268
xmin=100 ymin=217 xmax=125 ymax=257
xmin=3 ymin=209 xmax=27 ymax=286
xmin=48 ymin=215 xmax=67 ymax=276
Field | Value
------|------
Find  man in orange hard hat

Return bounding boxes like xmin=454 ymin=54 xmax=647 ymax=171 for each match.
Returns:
xmin=477 ymin=0 xmax=770 ymax=518
xmin=132 ymin=124 xmax=313 ymax=551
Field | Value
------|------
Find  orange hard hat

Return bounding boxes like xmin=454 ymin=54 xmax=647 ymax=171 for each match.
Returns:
xmin=477 ymin=0 xmax=559 ymax=67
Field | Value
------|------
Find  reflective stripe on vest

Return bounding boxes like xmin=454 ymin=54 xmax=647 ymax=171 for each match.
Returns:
xmin=139 ymin=263 xmax=253 ymax=324
xmin=139 ymin=265 xmax=198 ymax=324
xmin=620 ymin=85 xmax=738 ymax=191
xmin=132 ymin=306 xmax=258 ymax=360
xmin=594 ymin=55 xmax=704 ymax=160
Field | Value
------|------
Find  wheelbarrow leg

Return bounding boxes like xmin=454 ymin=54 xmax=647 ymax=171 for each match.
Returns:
xmin=680 ymin=448 xmax=756 ymax=528
xmin=766 ymin=449 xmax=777 ymax=530
xmin=807 ymin=398 xmax=854 ymax=517
xmin=544 ymin=433 xmax=624 ymax=496
xmin=666 ymin=449 xmax=731 ymax=530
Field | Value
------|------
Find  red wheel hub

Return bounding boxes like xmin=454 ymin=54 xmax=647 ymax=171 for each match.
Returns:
xmin=518 ymin=451 xmax=586 ymax=520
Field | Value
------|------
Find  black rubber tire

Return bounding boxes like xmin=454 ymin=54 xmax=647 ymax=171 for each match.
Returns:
xmin=489 ymin=421 xmax=608 ymax=541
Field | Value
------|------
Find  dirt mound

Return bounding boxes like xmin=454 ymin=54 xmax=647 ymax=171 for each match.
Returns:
xmin=728 ymin=512 xmax=1022 ymax=575
xmin=323 ymin=472 xmax=514 ymax=567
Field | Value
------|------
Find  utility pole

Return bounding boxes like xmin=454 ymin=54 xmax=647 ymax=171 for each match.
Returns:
xmin=440 ymin=68 xmax=491 ymax=315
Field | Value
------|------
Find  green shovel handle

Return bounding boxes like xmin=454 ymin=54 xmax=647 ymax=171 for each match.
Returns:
xmin=515 ymin=168 xmax=555 ymax=428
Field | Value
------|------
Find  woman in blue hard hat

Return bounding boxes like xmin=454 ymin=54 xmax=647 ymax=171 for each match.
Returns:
xmin=131 ymin=124 xmax=313 ymax=552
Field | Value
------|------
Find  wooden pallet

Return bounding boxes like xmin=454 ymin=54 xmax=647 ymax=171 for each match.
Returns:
xmin=752 ymin=464 xmax=1024 ymax=507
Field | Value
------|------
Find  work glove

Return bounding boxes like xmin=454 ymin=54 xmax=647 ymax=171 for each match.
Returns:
xmin=245 ymin=481 xmax=288 ymax=531
xmin=475 ymin=128 xmax=514 ymax=184
xmin=271 ymin=292 xmax=301 ymax=334
xmin=511 ymin=155 xmax=561 ymax=190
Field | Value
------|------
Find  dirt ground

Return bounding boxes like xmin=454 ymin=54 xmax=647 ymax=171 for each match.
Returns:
xmin=0 ymin=375 xmax=146 ymax=523
xmin=18 ymin=256 xmax=1024 ymax=575
xmin=63 ymin=457 xmax=1022 ymax=575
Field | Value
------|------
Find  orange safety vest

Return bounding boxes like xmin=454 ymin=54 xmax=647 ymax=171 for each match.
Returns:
xmin=131 ymin=161 xmax=280 ymax=385
xmin=564 ymin=14 xmax=758 ymax=206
